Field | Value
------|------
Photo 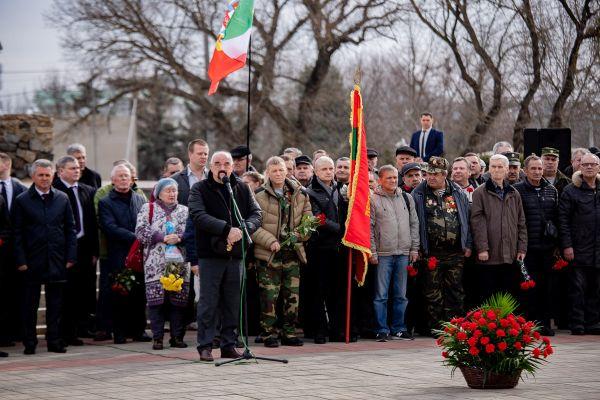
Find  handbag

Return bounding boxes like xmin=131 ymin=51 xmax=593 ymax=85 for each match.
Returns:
xmin=125 ymin=202 xmax=154 ymax=272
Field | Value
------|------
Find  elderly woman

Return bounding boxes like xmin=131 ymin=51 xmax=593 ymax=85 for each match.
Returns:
xmin=135 ymin=178 xmax=190 ymax=350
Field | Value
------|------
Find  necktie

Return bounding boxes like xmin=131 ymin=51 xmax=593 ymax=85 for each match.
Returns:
xmin=0 ymin=182 xmax=7 ymax=209
xmin=41 ymin=193 xmax=48 ymax=202
xmin=420 ymin=131 xmax=426 ymax=159
xmin=69 ymin=186 xmax=82 ymax=235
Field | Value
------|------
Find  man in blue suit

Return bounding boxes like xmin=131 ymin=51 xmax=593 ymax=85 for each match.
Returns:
xmin=409 ymin=113 xmax=444 ymax=162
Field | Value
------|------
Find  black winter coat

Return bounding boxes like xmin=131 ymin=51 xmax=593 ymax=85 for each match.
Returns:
xmin=98 ymin=190 xmax=146 ymax=271
xmin=513 ymin=178 xmax=558 ymax=251
xmin=0 ymin=196 xmax=11 ymax=274
xmin=305 ymin=178 xmax=344 ymax=249
xmin=80 ymin=167 xmax=102 ymax=189
xmin=188 ymin=172 xmax=261 ymax=259
xmin=12 ymin=186 xmax=77 ymax=283
xmin=559 ymin=172 xmax=600 ymax=268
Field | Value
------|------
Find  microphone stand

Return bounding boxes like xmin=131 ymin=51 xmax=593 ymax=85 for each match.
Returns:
xmin=216 ymin=175 xmax=288 ymax=366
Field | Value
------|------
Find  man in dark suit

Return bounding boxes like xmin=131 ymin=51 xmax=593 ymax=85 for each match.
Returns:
xmin=66 ymin=143 xmax=102 ymax=189
xmin=0 ymin=195 xmax=11 ymax=357
xmin=53 ymin=156 xmax=99 ymax=345
xmin=13 ymin=159 xmax=77 ymax=354
xmin=171 ymin=139 xmax=210 ymax=206
xmin=0 ymin=152 xmax=28 ymax=347
xmin=409 ymin=112 xmax=444 ymax=162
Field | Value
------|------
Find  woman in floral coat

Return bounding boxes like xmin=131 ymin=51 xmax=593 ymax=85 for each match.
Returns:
xmin=135 ymin=178 xmax=190 ymax=350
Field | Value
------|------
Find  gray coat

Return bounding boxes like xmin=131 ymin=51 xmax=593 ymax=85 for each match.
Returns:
xmin=369 ymin=187 xmax=419 ymax=260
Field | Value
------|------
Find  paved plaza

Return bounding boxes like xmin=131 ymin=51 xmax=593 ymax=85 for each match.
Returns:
xmin=1 ymin=331 xmax=599 ymax=399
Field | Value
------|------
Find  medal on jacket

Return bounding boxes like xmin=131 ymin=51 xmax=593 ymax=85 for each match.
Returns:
xmin=227 ymin=243 xmax=233 ymax=252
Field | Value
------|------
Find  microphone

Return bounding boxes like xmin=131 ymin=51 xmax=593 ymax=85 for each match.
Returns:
xmin=221 ymin=174 xmax=234 ymax=195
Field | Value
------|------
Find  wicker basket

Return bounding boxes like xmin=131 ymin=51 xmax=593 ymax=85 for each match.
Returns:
xmin=459 ymin=366 xmax=522 ymax=389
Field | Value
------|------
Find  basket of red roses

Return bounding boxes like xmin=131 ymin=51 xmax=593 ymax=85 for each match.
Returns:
xmin=434 ymin=293 xmax=554 ymax=389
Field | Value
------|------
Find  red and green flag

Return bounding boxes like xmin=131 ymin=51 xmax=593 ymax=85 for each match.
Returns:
xmin=342 ymin=84 xmax=372 ymax=286
xmin=207 ymin=0 xmax=254 ymax=95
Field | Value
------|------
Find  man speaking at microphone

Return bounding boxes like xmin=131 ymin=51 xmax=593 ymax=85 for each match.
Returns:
xmin=188 ymin=151 xmax=262 ymax=362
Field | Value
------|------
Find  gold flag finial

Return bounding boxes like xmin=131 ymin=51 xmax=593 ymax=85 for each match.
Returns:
xmin=353 ymin=67 xmax=362 ymax=86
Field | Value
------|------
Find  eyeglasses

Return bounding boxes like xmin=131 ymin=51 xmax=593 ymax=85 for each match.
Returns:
xmin=581 ymin=163 xmax=599 ymax=168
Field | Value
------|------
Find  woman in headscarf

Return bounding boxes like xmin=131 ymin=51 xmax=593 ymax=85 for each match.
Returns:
xmin=135 ymin=178 xmax=190 ymax=350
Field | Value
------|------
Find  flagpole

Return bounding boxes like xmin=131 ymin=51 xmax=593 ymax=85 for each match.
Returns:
xmin=345 ymin=249 xmax=352 ymax=344
xmin=245 ymin=34 xmax=251 ymax=172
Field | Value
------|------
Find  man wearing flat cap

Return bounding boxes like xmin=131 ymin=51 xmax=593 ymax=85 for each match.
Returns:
xmin=231 ymin=145 xmax=256 ymax=177
xmin=367 ymin=148 xmax=379 ymax=173
xmin=503 ymin=152 xmax=524 ymax=185
xmin=412 ymin=157 xmax=472 ymax=332
xmin=294 ymin=155 xmax=313 ymax=187
xmin=400 ymin=163 xmax=422 ymax=194
xmin=541 ymin=147 xmax=571 ymax=197
xmin=395 ymin=146 xmax=417 ymax=173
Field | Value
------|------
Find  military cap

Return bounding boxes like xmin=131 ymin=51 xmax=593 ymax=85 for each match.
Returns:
xmin=502 ymin=151 xmax=521 ymax=166
xmin=230 ymin=145 xmax=251 ymax=158
xmin=367 ymin=148 xmax=379 ymax=158
xmin=401 ymin=162 xmax=421 ymax=176
xmin=541 ymin=147 xmax=560 ymax=157
xmin=424 ymin=156 xmax=449 ymax=174
xmin=395 ymin=145 xmax=417 ymax=157
xmin=295 ymin=155 xmax=312 ymax=166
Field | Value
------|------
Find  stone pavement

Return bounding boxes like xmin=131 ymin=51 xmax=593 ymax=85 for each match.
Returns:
xmin=1 ymin=331 xmax=599 ymax=399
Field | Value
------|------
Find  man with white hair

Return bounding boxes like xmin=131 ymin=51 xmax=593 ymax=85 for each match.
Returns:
xmin=98 ymin=164 xmax=148 ymax=344
xmin=492 ymin=141 xmax=513 ymax=155
xmin=471 ymin=154 xmax=527 ymax=303
xmin=564 ymin=147 xmax=590 ymax=178
xmin=66 ymin=143 xmax=102 ymax=189
xmin=188 ymin=151 xmax=262 ymax=361
xmin=13 ymin=159 xmax=77 ymax=354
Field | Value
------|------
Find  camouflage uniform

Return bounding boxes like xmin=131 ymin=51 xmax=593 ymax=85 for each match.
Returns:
xmin=256 ymin=187 xmax=301 ymax=340
xmin=423 ymin=184 xmax=465 ymax=329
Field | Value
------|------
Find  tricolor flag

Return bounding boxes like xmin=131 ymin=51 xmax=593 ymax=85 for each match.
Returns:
xmin=207 ymin=0 xmax=254 ymax=95
xmin=342 ymin=84 xmax=372 ymax=286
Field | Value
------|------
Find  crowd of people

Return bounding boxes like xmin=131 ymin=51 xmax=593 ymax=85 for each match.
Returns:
xmin=1 ymin=112 xmax=599 ymax=361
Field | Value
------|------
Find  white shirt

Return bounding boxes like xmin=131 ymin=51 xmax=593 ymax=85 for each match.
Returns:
xmin=419 ymin=128 xmax=431 ymax=159
xmin=61 ymin=179 xmax=85 ymax=239
xmin=0 ymin=178 xmax=13 ymax=211
xmin=35 ymin=187 xmax=50 ymax=197
xmin=186 ymin=165 xmax=208 ymax=188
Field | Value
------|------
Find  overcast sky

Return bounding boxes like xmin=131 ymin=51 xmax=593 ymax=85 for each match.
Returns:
xmin=0 ymin=0 xmax=72 ymax=110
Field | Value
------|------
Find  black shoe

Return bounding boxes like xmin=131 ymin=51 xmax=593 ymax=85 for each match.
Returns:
xmin=94 ymin=331 xmax=112 ymax=341
xmin=114 ymin=336 xmax=127 ymax=344
xmin=375 ymin=333 xmax=388 ymax=342
xmin=571 ymin=328 xmax=585 ymax=335
xmin=0 ymin=351 xmax=7 ymax=357
xmin=254 ymin=336 xmax=265 ymax=344
xmin=169 ymin=337 xmax=188 ymax=348
xmin=281 ymin=336 xmax=304 ymax=346
xmin=236 ymin=338 xmax=245 ymax=348
xmin=48 ymin=344 xmax=67 ymax=353
xmin=23 ymin=346 xmax=36 ymax=355
xmin=212 ymin=338 xmax=221 ymax=349
xmin=153 ymin=339 xmax=164 ymax=350
xmin=389 ymin=331 xmax=414 ymax=340
xmin=314 ymin=335 xmax=327 ymax=344
xmin=539 ymin=327 xmax=555 ymax=337
xmin=264 ymin=337 xmax=279 ymax=348
xmin=132 ymin=333 xmax=152 ymax=342
xmin=77 ymin=329 xmax=95 ymax=339
xmin=67 ymin=338 xmax=85 ymax=346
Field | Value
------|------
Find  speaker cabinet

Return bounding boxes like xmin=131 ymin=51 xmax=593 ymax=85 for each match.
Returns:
xmin=523 ymin=128 xmax=571 ymax=172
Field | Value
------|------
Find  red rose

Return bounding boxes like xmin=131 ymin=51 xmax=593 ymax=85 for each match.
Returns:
xmin=480 ymin=336 xmax=490 ymax=345
xmin=486 ymin=310 xmax=496 ymax=320
xmin=485 ymin=344 xmax=495 ymax=353
xmin=461 ymin=322 xmax=472 ymax=331
xmin=533 ymin=331 xmax=541 ymax=340
xmin=553 ymin=257 xmax=569 ymax=270
xmin=487 ymin=322 xmax=497 ymax=330
xmin=316 ymin=213 xmax=327 ymax=226
xmin=543 ymin=337 xmax=551 ymax=345
xmin=532 ymin=348 xmax=541 ymax=358
xmin=500 ymin=319 xmax=510 ymax=328
xmin=520 ymin=281 xmax=531 ymax=290
xmin=427 ymin=257 xmax=438 ymax=271
xmin=442 ymin=351 xmax=449 ymax=358
xmin=473 ymin=329 xmax=483 ymax=337
xmin=544 ymin=345 xmax=554 ymax=356
xmin=523 ymin=335 xmax=532 ymax=344
xmin=466 ymin=186 xmax=474 ymax=193
xmin=457 ymin=331 xmax=468 ymax=341
xmin=497 ymin=342 xmax=508 ymax=351
xmin=478 ymin=318 xmax=487 ymax=326
xmin=467 ymin=337 xmax=478 ymax=347
xmin=469 ymin=347 xmax=480 ymax=356
xmin=528 ymin=280 xmax=536 ymax=288
xmin=407 ymin=264 xmax=418 ymax=277
xmin=509 ymin=328 xmax=519 ymax=336
xmin=514 ymin=341 xmax=523 ymax=350
xmin=496 ymin=329 xmax=506 ymax=338
xmin=473 ymin=311 xmax=482 ymax=320
xmin=517 ymin=316 xmax=526 ymax=324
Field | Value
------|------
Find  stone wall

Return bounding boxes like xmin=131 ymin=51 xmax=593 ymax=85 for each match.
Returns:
xmin=0 ymin=114 xmax=54 ymax=179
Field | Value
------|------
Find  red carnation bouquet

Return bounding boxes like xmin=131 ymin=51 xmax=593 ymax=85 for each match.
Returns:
xmin=553 ymin=256 xmax=569 ymax=271
xmin=517 ymin=260 xmax=536 ymax=290
xmin=435 ymin=293 xmax=553 ymax=383
xmin=427 ymin=256 xmax=438 ymax=271
xmin=407 ymin=263 xmax=418 ymax=277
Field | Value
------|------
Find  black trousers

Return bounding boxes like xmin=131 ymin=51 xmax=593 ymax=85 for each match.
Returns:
xmin=568 ymin=266 xmax=600 ymax=331
xmin=196 ymin=258 xmax=241 ymax=350
xmin=112 ymin=271 xmax=147 ymax=339
xmin=0 ymin=256 xmax=25 ymax=343
xmin=476 ymin=263 xmax=520 ymax=306
xmin=23 ymin=282 xmax=64 ymax=348
xmin=521 ymin=249 xmax=554 ymax=328
xmin=148 ymin=301 xmax=185 ymax=340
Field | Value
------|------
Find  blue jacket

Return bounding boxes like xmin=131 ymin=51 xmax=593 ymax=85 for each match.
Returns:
xmin=409 ymin=128 xmax=444 ymax=161
xmin=98 ymin=189 xmax=146 ymax=271
xmin=411 ymin=180 xmax=472 ymax=255
xmin=12 ymin=186 xmax=77 ymax=283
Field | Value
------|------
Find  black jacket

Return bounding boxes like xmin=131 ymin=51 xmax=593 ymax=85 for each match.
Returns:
xmin=514 ymin=178 xmax=558 ymax=251
xmin=0 ymin=196 xmax=11 ymax=273
xmin=53 ymin=179 xmax=100 ymax=258
xmin=171 ymin=167 xmax=208 ymax=206
xmin=5 ymin=178 xmax=27 ymax=213
xmin=188 ymin=171 xmax=261 ymax=259
xmin=559 ymin=172 xmax=600 ymax=268
xmin=98 ymin=189 xmax=146 ymax=271
xmin=305 ymin=178 xmax=344 ymax=249
xmin=80 ymin=167 xmax=102 ymax=189
xmin=12 ymin=186 xmax=77 ymax=283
